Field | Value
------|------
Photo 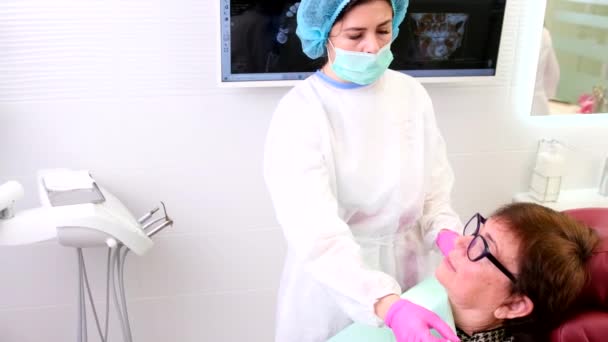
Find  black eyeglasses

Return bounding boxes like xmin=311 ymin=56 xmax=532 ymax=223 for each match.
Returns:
xmin=463 ymin=213 xmax=517 ymax=283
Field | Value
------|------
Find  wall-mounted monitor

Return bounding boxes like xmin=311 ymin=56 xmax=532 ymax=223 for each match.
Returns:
xmin=219 ymin=0 xmax=508 ymax=86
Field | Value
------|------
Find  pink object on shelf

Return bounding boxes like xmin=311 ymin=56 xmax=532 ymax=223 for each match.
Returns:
xmin=577 ymin=93 xmax=595 ymax=114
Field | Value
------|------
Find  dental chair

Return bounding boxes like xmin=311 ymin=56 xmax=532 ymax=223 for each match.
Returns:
xmin=550 ymin=207 xmax=608 ymax=342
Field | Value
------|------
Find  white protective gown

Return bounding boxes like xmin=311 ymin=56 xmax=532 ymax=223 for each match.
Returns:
xmin=531 ymin=28 xmax=560 ymax=115
xmin=264 ymin=70 xmax=461 ymax=342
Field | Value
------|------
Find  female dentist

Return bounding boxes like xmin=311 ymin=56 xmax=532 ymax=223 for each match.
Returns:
xmin=264 ymin=1 xmax=462 ymax=341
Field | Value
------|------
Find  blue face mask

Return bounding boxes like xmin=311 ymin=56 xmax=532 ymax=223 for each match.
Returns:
xmin=329 ymin=40 xmax=394 ymax=85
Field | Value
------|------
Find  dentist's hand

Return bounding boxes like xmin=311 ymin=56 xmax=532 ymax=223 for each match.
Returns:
xmin=436 ymin=229 xmax=460 ymax=256
xmin=385 ymin=299 xmax=460 ymax=342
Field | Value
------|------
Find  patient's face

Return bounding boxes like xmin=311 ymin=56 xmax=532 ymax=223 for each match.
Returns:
xmin=435 ymin=218 xmax=521 ymax=313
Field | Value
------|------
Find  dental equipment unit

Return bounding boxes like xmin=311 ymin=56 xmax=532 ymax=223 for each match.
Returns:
xmin=0 ymin=169 xmax=173 ymax=342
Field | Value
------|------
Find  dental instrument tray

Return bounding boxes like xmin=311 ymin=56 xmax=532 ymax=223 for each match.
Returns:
xmin=42 ymin=169 xmax=106 ymax=206
xmin=0 ymin=169 xmax=173 ymax=255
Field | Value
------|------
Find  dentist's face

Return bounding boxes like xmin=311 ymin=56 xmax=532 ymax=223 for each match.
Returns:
xmin=326 ymin=0 xmax=393 ymax=59
xmin=435 ymin=218 xmax=521 ymax=313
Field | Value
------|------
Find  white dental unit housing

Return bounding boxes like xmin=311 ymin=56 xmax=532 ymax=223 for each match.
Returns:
xmin=0 ymin=169 xmax=173 ymax=342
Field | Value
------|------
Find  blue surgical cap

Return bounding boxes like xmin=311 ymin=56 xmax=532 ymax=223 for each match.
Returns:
xmin=296 ymin=0 xmax=409 ymax=59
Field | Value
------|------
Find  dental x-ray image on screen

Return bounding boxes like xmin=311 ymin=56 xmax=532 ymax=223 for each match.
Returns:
xmin=220 ymin=0 xmax=506 ymax=83
xmin=408 ymin=13 xmax=469 ymax=61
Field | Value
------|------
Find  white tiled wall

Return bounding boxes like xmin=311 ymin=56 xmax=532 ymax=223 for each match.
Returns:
xmin=0 ymin=1 xmax=607 ymax=342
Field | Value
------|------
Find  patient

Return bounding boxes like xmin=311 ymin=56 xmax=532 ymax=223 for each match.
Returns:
xmin=330 ymin=202 xmax=599 ymax=342
xmin=437 ymin=202 xmax=599 ymax=341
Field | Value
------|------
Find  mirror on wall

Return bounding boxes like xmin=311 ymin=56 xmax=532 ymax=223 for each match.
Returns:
xmin=531 ymin=0 xmax=608 ymax=115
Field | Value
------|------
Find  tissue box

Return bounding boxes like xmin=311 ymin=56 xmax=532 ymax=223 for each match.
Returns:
xmin=529 ymin=171 xmax=561 ymax=202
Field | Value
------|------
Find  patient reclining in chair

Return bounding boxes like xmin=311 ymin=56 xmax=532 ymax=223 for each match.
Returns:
xmin=329 ymin=203 xmax=599 ymax=342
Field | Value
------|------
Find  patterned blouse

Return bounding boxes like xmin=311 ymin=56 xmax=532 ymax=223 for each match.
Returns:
xmin=456 ymin=327 xmax=515 ymax=342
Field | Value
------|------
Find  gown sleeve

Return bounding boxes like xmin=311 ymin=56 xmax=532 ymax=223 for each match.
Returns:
xmin=416 ymin=88 xmax=463 ymax=249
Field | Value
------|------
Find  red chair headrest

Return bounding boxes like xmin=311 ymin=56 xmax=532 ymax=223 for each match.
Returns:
xmin=550 ymin=208 xmax=608 ymax=342
xmin=562 ymin=208 xmax=608 ymax=308
xmin=550 ymin=311 xmax=608 ymax=341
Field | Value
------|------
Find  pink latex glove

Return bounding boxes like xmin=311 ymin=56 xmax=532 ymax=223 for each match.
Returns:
xmin=385 ymin=299 xmax=460 ymax=342
xmin=436 ymin=229 xmax=459 ymax=256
